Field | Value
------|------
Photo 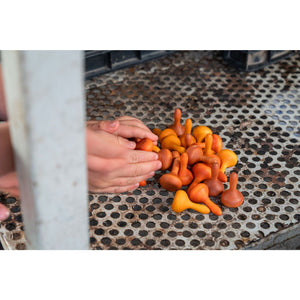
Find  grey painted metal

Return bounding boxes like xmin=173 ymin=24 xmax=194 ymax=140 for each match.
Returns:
xmin=1 ymin=51 xmax=89 ymax=249
xmin=246 ymin=224 xmax=300 ymax=250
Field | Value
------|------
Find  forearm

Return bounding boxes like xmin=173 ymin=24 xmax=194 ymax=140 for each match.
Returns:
xmin=0 ymin=121 xmax=15 ymax=177
xmin=0 ymin=63 xmax=8 ymax=121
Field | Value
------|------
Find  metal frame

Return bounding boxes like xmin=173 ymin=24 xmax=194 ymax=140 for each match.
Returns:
xmin=1 ymin=51 xmax=89 ymax=249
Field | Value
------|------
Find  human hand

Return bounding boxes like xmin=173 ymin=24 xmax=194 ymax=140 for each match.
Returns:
xmin=0 ymin=114 xmax=159 ymax=208
xmin=86 ymin=115 xmax=158 ymax=146
xmin=0 ymin=122 xmax=18 ymax=221
xmin=86 ymin=127 xmax=161 ymax=194
xmin=0 ymin=203 xmax=10 ymax=221
xmin=0 ymin=203 xmax=9 ymax=221
xmin=0 ymin=172 xmax=19 ymax=221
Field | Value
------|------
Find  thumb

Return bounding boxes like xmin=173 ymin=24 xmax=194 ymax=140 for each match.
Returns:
xmin=98 ymin=120 xmax=120 ymax=133
xmin=0 ymin=203 xmax=10 ymax=221
xmin=87 ymin=120 xmax=120 ymax=133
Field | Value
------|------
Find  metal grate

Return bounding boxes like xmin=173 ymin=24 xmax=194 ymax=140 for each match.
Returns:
xmin=1 ymin=51 xmax=299 ymax=250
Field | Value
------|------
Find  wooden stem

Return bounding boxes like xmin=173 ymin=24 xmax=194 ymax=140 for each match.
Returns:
xmin=229 ymin=172 xmax=238 ymax=190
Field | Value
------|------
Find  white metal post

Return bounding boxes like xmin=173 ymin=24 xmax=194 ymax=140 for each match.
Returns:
xmin=1 ymin=51 xmax=89 ymax=250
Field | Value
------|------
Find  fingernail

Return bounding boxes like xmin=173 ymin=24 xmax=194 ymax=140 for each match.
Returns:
xmin=152 ymin=153 xmax=159 ymax=160
xmin=128 ymin=141 xmax=136 ymax=149
xmin=155 ymin=160 xmax=162 ymax=169
xmin=133 ymin=184 xmax=139 ymax=191
xmin=147 ymin=171 xmax=155 ymax=177
xmin=129 ymin=183 xmax=139 ymax=191
xmin=108 ymin=120 xmax=118 ymax=128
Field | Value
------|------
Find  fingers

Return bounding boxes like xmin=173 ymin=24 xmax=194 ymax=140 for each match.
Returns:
xmin=116 ymin=116 xmax=158 ymax=143
xmin=86 ymin=120 xmax=161 ymax=194
xmin=88 ymin=169 xmax=155 ymax=191
xmin=87 ymin=156 xmax=125 ymax=174
xmin=111 ymin=124 xmax=158 ymax=143
xmin=87 ymin=143 xmax=159 ymax=171
xmin=86 ymin=120 xmax=120 ymax=134
xmin=125 ymin=149 xmax=159 ymax=164
xmin=86 ymin=117 xmax=158 ymax=146
xmin=117 ymin=117 xmax=150 ymax=131
xmin=87 ymin=117 xmax=150 ymax=135
xmin=89 ymin=183 xmax=139 ymax=194
xmin=0 ymin=203 xmax=10 ymax=221
xmin=108 ymin=159 xmax=160 ymax=179
xmin=87 ymin=153 xmax=161 ymax=177
xmin=86 ymin=128 xmax=136 ymax=157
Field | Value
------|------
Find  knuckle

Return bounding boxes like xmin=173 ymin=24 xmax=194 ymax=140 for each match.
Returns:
xmin=110 ymin=186 xmax=119 ymax=194
xmin=116 ymin=135 xmax=127 ymax=147
xmin=116 ymin=135 xmax=122 ymax=145
xmin=97 ymin=121 xmax=105 ymax=130
xmin=116 ymin=178 xmax=127 ymax=187
xmin=129 ymin=151 xmax=140 ymax=163
xmin=113 ymin=176 xmax=134 ymax=187
xmin=147 ymin=161 xmax=158 ymax=174
xmin=125 ymin=178 xmax=133 ymax=186
xmin=86 ymin=121 xmax=99 ymax=129
xmin=99 ymin=160 xmax=111 ymax=174
xmin=112 ymin=186 xmax=126 ymax=194
xmin=130 ymin=165 xmax=140 ymax=177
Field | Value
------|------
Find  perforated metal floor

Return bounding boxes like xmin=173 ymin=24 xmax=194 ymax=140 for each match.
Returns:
xmin=0 ymin=51 xmax=299 ymax=250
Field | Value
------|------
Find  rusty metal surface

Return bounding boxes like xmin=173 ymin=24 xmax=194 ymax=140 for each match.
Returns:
xmin=1 ymin=51 xmax=300 ymax=250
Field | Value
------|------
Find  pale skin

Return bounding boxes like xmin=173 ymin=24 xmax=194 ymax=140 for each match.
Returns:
xmin=86 ymin=116 xmax=160 ymax=193
xmin=0 ymin=63 xmax=161 ymax=221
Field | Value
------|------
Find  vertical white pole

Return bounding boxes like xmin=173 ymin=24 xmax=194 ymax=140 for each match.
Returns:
xmin=1 ymin=51 xmax=89 ymax=249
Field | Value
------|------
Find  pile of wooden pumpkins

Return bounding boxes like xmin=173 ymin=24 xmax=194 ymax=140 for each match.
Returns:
xmin=135 ymin=108 xmax=244 ymax=216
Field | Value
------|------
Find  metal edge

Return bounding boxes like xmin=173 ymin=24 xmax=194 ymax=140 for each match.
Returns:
xmin=245 ymin=223 xmax=300 ymax=250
